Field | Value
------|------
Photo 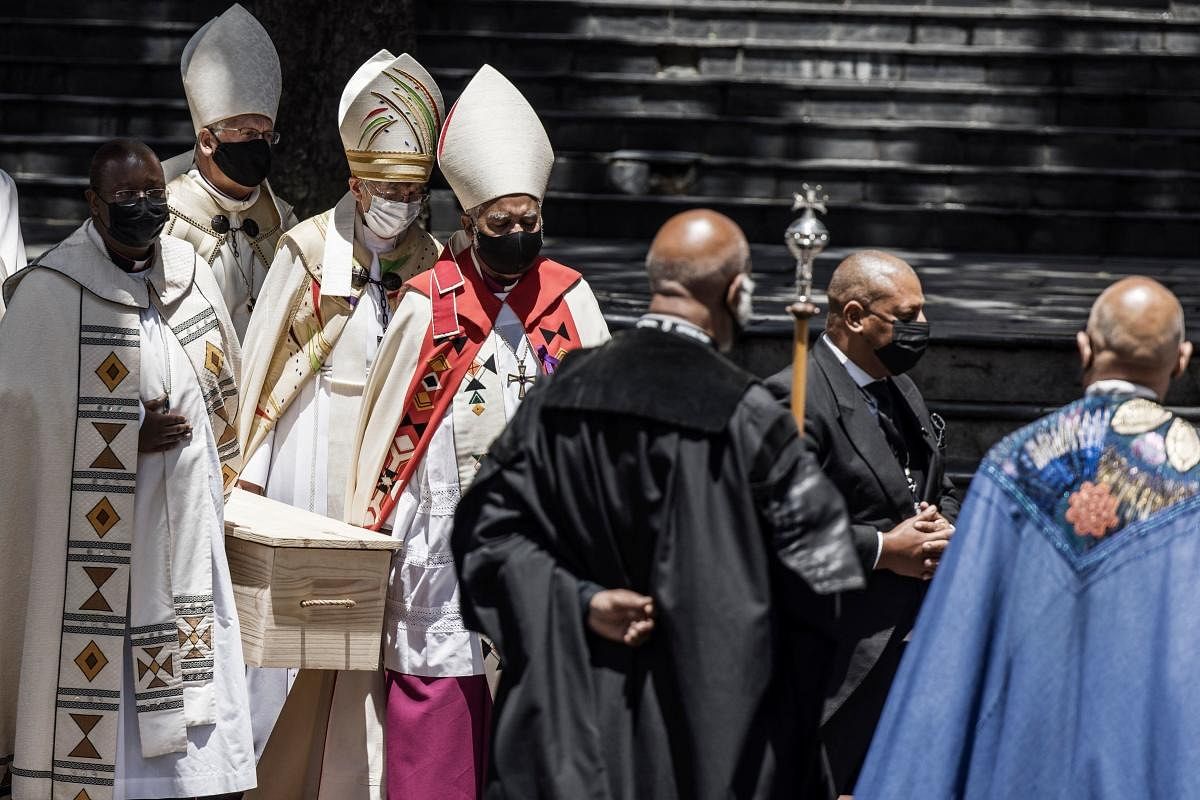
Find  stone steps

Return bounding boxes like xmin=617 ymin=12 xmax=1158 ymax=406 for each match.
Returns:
xmin=415 ymin=0 xmax=1200 ymax=257
xmin=3 ymin=0 xmax=223 ymax=21
xmin=426 ymin=65 xmax=1200 ymax=128
xmin=0 ymin=56 xmax=184 ymax=98
xmin=0 ymin=18 xmax=196 ymax=59
xmin=547 ymin=150 xmax=1200 ymax=211
xmin=420 ymin=184 xmax=1197 ymax=254
xmin=12 ymin=94 xmax=1200 ymax=172
xmin=419 ymin=0 xmax=1200 ymax=35
xmin=558 ymin=238 xmax=1200 ymax=470
xmin=541 ymin=111 xmax=1200 ymax=170
xmin=1 ymin=94 xmax=192 ymax=138
xmin=418 ymin=30 xmax=1200 ymax=91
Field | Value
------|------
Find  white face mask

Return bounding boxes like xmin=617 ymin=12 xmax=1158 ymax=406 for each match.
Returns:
xmin=734 ymin=275 xmax=755 ymax=329
xmin=362 ymin=195 xmax=421 ymax=238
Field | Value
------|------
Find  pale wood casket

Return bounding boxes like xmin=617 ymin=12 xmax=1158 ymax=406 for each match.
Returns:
xmin=223 ymin=488 xmax=402 ymax=670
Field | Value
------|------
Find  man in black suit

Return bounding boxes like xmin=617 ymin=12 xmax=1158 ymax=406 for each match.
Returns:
xmin=767 ymin=250 xmax=960 ymax=796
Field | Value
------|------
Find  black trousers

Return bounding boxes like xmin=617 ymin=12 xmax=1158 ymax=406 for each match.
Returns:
xmin=822 ymin=641 xmax=908 ymax=794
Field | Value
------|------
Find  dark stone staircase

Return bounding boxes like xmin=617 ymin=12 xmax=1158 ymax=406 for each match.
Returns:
xmin=417 ymin=0 xmax=1200 ymax=257
xmin=0 ymin=1 xmax=223 ymax=247
xmin=3 ymin=0 xmax=1200 ymax=481
xmin=415 ymin=0 xmax=1200 ymax=480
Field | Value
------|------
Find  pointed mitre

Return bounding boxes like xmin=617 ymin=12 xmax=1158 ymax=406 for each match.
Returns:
xmin=338 ymin=50 xmax=445 ymax=183
xmin=181 ymin=4 xmax=282 ymax=133
xmin=437 ymin=64 xmax=554 ymax=210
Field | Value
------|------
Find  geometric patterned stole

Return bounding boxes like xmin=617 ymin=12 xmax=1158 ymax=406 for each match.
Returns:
xmin=362 ymin=250 xmax=583 ymax=530
xmin=50 ymin=294 xmax=140 ymax=799
xmin=46 ymin=283 xmax=240 ymax=799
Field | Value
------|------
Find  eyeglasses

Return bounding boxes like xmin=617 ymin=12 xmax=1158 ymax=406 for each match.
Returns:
xmin=208 ymin=126 xmax=282 ymax=146
xmin=94 ymin=187 xmax=169 ymax=205
xmin=364 ymin=180 xmax=428 ymax=203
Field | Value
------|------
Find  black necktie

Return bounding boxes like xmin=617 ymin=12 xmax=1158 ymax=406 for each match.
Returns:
xmin=864 ymin=379 xmax=895 ymax=420
xmin=864 ymin=379 xmax=908 ymax=460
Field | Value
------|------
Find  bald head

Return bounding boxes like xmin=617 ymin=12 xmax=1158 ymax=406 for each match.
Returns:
xmin=88 ymin=138 xmax=162 ymax=194
xmin=645 ymin=210 xmax=752 ymax=351
xmin=646 ymin=209 xmax=749 ymax=300
xmin=1082 ymin=278 xmax=1189 ymax=395
xmin=821 ymin=250 xmax=927 ymax=379
xmin=827 ymin=251 xmax=918 ymax=319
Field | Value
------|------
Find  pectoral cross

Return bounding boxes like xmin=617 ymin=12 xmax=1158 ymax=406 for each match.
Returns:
xmin=507 ymin=360 xmax=535 ymax=399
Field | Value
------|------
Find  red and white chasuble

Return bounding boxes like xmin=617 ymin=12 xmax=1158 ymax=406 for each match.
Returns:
xmin=346 ymin=231 xmax=610 ymax=675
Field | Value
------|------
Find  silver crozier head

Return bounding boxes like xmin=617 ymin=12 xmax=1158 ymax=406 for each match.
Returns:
xmin=785 ymin=183 xmax=830 ymax=301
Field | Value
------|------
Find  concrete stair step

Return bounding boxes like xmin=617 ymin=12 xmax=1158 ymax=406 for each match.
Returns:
xmin=547 ymin=150 xmax=1200 ymax=212
xmin=9 ymin=96 xmax=1198 ymax=173
xmin=424 ymin=187 xmax=1200 ymax=255
xmin=0 ymin=18 xmax=194 ymax=59
xmin=546 ymin=236 xmax=1200 ymax=470
xmin=539 ymin=110 xmax=1200 ymax=170
xmin=4 ymin=0 xmax=224 ymax=21
xmin=426 ymin=66 xmax=1200 ymax=128
xmin=0 ymin=134 xmax=193 ymax=176
xmin=418 ymin=0 xmax=1199 ymax=35
xmin=0 ymin=56 xmax=182 ymax=98
xmin=0 ymin=94 xmax=191 ymax=137
xmin=418 ymin=30 xmax=1200 ymax=91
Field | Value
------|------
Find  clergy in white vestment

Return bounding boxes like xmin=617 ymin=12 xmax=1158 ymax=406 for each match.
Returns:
xmin=0 ymin=140 xmax=254 ymax=799
xmin=341 ymin=64 xmax=610 ymax=800
xmin=234 ymin=50 xmax=444 ymax=790
xmin=0 ymin=168 xmax=28 ymax=318
xmin=162 ymin=3 xmax=297 ymax=339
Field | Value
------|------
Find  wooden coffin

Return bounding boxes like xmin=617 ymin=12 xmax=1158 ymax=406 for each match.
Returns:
xmin=223 ymin=488 xmax=402 ymax=670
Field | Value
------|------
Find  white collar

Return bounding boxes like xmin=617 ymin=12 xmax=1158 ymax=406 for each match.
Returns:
xmin=1085 ymin=379 xmax=1158 ymax=401
xmin=85 ymin=219 xmax=151 ymax=272
xmin=636 ymin=313 xmax=713 ymax=346
xmin=823 ymin=335 xmax=878 ymax=389
xmin=189 ymin=167 xmax=260 ymax=214
xmin=354 ymin=213 xmax=399 ymax=258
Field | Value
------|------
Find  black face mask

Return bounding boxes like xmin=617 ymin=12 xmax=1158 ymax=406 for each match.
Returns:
xmin=874 ymin=318 xmax=931 ymax=375
xmin=211 ymin=137 xmax=272 ymax=188
xmin=100 ymin=197 xmax=169 ymax=249
xmin=474 ymin=229 xmax=544 ymax=278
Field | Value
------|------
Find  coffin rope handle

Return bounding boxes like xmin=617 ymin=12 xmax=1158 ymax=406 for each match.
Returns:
xmin=300 ymin=598 xmax=357 ymax=608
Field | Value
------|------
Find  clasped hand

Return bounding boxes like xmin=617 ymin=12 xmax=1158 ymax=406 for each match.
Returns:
xmin=588 ymin=589 xmax=655 ymax=647
xmin=879 ymin=502 xmax=955 ymax=581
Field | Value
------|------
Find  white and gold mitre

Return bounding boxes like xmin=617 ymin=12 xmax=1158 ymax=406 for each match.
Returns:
xmin=181 ymin=3 xmax=282 ymax=133
xmin=437 ymin=64 xmax=554 ymax=210
xmin=338 ymin=50 xmax=445 ymax=183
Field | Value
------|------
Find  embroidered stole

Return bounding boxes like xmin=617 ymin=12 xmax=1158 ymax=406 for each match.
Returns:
xmin=165 ymin=173 xmax=283 ymax=275
xmin=363 ymin=248 xmax=583 ymax=529
xmin=47 ymin=286 xmax=239 ymax=798
xmin=242 ymin=214 xmax=435 ymax=462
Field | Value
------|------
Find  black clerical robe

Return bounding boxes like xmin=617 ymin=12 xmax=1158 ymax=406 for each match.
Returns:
xmin=452 ymin=326 xmax=864 ymax=800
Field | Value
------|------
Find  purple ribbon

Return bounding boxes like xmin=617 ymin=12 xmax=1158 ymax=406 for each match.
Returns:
xmin=537 ymin=344 xmax=560 ymax=375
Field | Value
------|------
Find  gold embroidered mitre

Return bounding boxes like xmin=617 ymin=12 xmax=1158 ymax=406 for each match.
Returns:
xmin=338 ymin=50 xmax=445 ymax=183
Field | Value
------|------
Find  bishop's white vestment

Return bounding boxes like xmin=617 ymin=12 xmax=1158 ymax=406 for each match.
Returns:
xmin=0 ymin=221 xmax=254 ymax=799
xmin=234 ymin=193 xmax=439 ymax=771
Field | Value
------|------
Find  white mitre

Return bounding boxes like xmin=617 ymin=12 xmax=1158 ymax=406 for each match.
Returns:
xmin=437 ymin=64 xmax=554 ymax=211
xmin=338 ymin=50 xmax=445 ymax=183
xmin=181 ymin=3 xmax=282 ymax=133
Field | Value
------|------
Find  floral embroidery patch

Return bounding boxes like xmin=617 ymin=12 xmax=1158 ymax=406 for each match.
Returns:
xmin=993 ymin=396 xmax=1200 ymax=557
xmin=1065 ymin=480 xmax=1119 ymax=539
